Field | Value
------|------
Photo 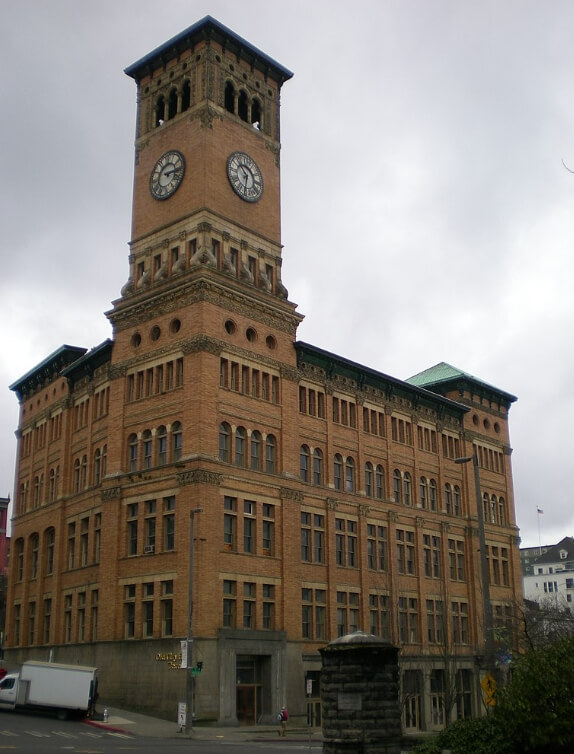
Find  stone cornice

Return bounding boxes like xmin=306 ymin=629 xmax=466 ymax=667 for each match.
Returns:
xmin=108 ymin=275 xmax=301 ymax=335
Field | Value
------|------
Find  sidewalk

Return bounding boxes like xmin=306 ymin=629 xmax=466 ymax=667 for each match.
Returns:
xmin=84 ymin=707 xmax=323 ymax=742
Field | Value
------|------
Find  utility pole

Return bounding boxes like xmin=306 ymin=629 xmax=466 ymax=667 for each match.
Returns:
xmin=186 ymin=508 xmax=202 ymax=733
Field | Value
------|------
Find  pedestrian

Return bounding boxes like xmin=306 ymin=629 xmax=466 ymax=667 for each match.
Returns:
xmin=277 ymin=705 xmax=288 ymax=736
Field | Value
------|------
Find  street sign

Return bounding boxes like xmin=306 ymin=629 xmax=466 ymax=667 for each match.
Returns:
xmin=178 ymin=701 xmax=187 ymax=729
xmin=480 ymin=672 xmax=497 ymax=707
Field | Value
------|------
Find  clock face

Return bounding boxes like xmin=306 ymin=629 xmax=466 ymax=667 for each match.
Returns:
xmin=149 ymin=150 xmax=185 ymax=200
xmin=226 ymin=152 xmax=263 ymax=202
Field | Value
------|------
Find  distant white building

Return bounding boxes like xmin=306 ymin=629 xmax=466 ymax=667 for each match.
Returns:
xmin=521 ymin=537 xmax=574 ymax=609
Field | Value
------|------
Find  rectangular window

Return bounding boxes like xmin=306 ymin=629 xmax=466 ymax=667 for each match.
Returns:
xmin=452 ymin=601 xmax=469 ymax=644
xmin=423 ymin=534 xmax=441 ymax=578
xmin=223 ymin=580 xmax=236 ymax=628
xmin=142 ymin=585 xmax=154 ymax=638
xmin=336 ymin=591 xmax=360 ymax=637
xmin=335 ymin=518 xmax=357 ymax=567
xmin=262 ymin=504 xmax=274 ymax=555
xmin=448 ymin=539 xmax=466 ymax=581
xmin=243 ymin=501 xmax=255 ymax=553
xmin=367 ymin=524 xmax=387 ymax=571
xmin=262 ymin=584 xmax=275 ymax=630
xmin=124 ymin=585 xmax=136 ymax=639
xmin=301 ymin=512 xmax=324 ymax=563
xmin=77 ymin=592 xmax=86 ymax=642
xmin=67 ymin=522 xmax=75 ymax=569
xmin=302 ymin=588 xmax=327 ymax=639
xmin=391 ymin=416 xmax=413 ymax=445
xmin=243 ymin=582 xmax=255 ymax=628
xmin=368 ymin=593 xmax=389 ymax=639
xmin=43 ymin=598 xmax=52 ymax=645
xmin=224 ymin=496 xmax=237 ymax=551
xmin=91 ymin=590 xmax=98 ymax=640
xmin=398 ymin=596 xmax=418 ymax=643
xmin=64 ymin=595 xmax=72 ymax=643
xmin=426 ymin=599 xmax=444 ymax=643
xmin=396 ymin=529 xmax=416 ymax=575
xmin=80 ymin=517 xmax=89 ymax=567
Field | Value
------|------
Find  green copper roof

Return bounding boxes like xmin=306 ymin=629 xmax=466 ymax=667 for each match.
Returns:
xmin=406 ymin=362 xmax=517 ymax=406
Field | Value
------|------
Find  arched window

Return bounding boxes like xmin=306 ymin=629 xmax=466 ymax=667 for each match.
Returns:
xmin=313 ymin=449 xmax=323 ymax=485
xmin=154 ymin=95 xmax=165 ymax=127
xmin=483 ymin=493 xmax=490 ymax=522
xmin=128 ymin=434 xmax=138 ymax=472
xmin=334 ymin=454 xmax=343 ymax=491
xmin=375 ymin=465 xmax=384 ymax=499
xmin=251 ymin=97 xmax=262 ymax=128
xmin=80 ymin=456 xmax=87 ymax=489
xmin=403 ymin=472 xmax=411 ymax=505
xmin=168 ymin=88 xmax=178 ymax=119
xmin=445 ymin=483 xmax=452 ymax=514
xmin=365 ymin=462 xmax=374 ymax=497
xmin=235 ymin=427 xmax=246 ymax=467
xmin=265 ymin=434 xmax=276 ymax=473
xmin=498 ymin=497 xmax=506 ymax=525
xmin=491 ymin=495 xmax=497 ymax=524
xmin=393 ymin=470 xmax=402 ymax=503
xmin=250 ymin=431 xmax=262 ymax=471
xmin=224 ymin=81 xmax=235 ymax=113
xmin=73 ymin=459 xmax=81 ymax=493
xmin=19 ymin=482 xmax=28 ymax=514
xmin=94 ymin=448 xmax=101 ymax=486
xmin=453 ymin=485 xmax=461 ymax=516
xmin=101 ymin=445 xmax=107 ymax=478
xmin=15 ymin=538 xmax=24 ymax=581
xmin=172 ymin=422 xmax=182 ymax=462
xmin=181 ymin=80 xmax=191 ymax=112
xmin=345 ymin=457 xmax=355 ymax=493
xmin=30 ymin=533 xmax=39 ymax=580
xmin=44 ymin=528 xmax=55 ymax=575
xmin=142 ymin=430 xmax=153 ymax=469
xmin=300 ymin=445 xmax=310 ymax=482
xmin=429 ymin=479 xmax=437 ymax=511
xmin=157 ymin=426 xmax=167 ymax=465
xmin=238 ymin=89 xmax=248 ymax=121
xmin=219 ymin=422 xmax=231 ymax=462
xmin=49 ymin=467 xmax=59 ymax=502
xmin=419 ymin=477 xmax=427 ymax=509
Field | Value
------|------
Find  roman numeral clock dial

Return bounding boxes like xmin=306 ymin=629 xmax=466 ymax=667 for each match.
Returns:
xmin=226 ymin=151 xmax=263 ymax=202
xmin=149 ymin=150 xmax=185 ymax=200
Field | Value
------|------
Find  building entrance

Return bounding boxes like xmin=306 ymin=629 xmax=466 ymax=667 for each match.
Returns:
xmin=235 ymin=655 xmax=263 ymax=724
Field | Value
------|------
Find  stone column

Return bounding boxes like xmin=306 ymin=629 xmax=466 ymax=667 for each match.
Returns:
xmin=320 ymin=631 xmax=403 ymax=754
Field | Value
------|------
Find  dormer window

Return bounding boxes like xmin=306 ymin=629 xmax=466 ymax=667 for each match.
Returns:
xmin=560 ymin=549 xmax=568 ymax=560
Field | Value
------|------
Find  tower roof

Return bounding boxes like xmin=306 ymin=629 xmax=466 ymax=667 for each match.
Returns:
xmin=125 ymin=15 xmax=293 ymax=85
xmin=406 ymin=361 xmax=517 ymax=409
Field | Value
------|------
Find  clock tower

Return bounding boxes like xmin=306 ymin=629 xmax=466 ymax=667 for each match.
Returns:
xmin=114 ymin=16 xmax=294 ymax=314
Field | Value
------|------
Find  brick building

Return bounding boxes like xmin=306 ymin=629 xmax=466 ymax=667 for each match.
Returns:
xmin=5 ymin=16 xmax=522 ymax=731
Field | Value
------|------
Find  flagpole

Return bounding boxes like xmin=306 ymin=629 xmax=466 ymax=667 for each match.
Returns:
xmin=537 ymin=507 xmax=543 ymax=555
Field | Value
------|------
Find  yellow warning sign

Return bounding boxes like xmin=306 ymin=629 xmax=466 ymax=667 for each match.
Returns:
xmin=480 ymin=672 xmax=496 ymax=707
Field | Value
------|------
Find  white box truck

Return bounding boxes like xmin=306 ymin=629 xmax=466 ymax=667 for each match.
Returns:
xmin=0 ymin=661 xmax=98 ymax=719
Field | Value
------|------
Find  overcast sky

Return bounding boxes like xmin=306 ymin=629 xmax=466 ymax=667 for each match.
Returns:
xmin=1 ymin=0 xmax=573 ymax=549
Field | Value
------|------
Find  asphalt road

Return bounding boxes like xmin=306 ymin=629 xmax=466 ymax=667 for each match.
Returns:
xmin=0 ymin=709 xmax=322 ymax=753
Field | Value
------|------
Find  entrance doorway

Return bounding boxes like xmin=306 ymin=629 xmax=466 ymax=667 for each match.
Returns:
xmin=235 ymin=655 xmax=265 ymax=724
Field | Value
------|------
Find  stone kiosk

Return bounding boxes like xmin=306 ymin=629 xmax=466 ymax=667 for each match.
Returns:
xmin=320 ymin=632 xmax=402 ymax=754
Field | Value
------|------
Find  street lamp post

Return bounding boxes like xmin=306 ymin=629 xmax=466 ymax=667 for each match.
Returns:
xmin=454 ymin=454 xmax=494 ymax=670
xmin=186 ymin=507 xmax=202 ymax=733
